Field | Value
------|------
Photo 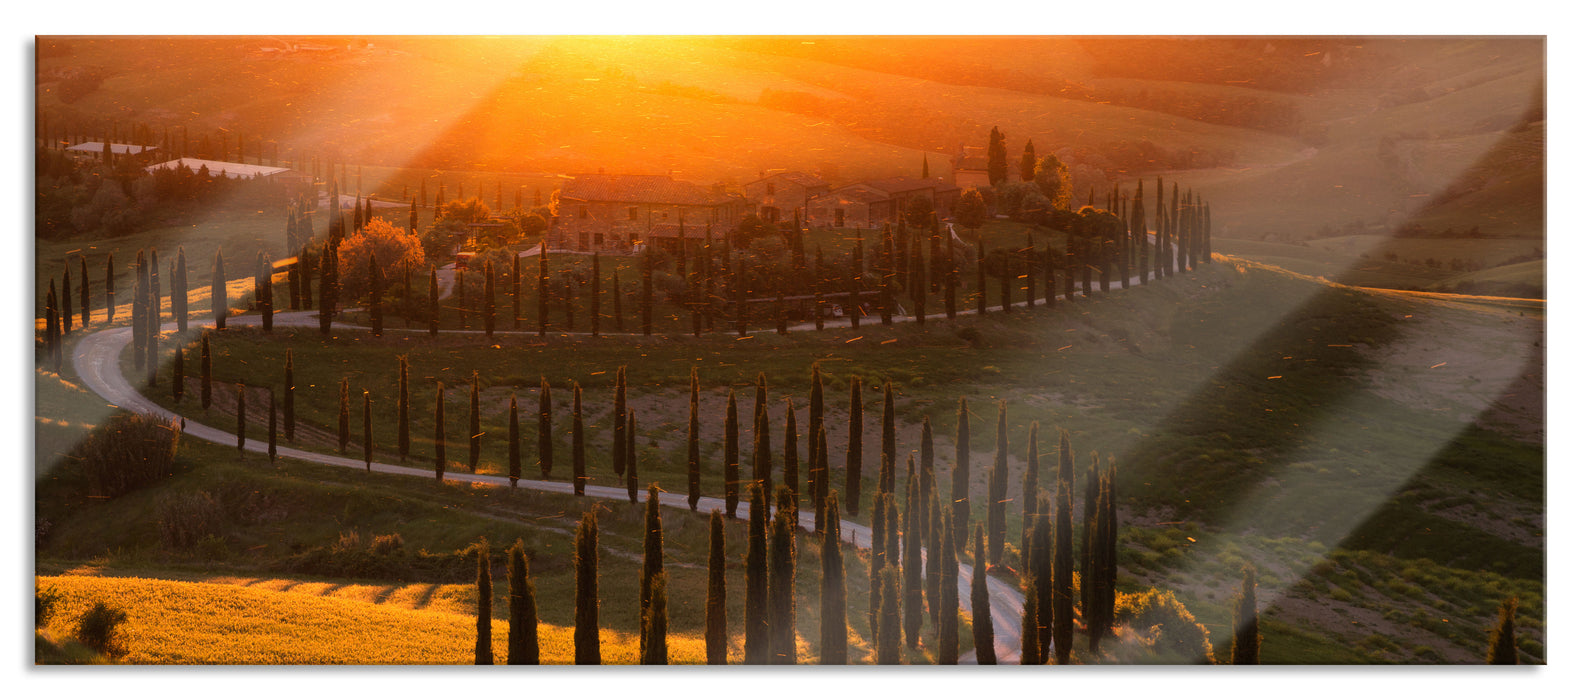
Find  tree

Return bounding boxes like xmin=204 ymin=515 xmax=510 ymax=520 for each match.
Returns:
xmin=395 ymin=355 xmax=408 ymax=459
xmin=706 ymin=510 xmax=728 ymax=664
xmin=1019 ymin=568 xmax=1041 ymax=665
xmin=902 ymin=457 xmax=923 ymax=649
xmin=268 ymin=390 xmax=278 ymax=462
xmin=625 ymin=413 xmax=638 ymax=504
xmin=881 ymin=381 xmax=896 ymax=494
xmin=753 ymin=376 xmax=771 ymax=488
xmin=1020 ymin=140 xmax=1037 ymax=182
xmin=319 ymin=243 xmax=338 ymax=335
xmin=537 ymin=250 xmax=549 ymax=336
xmin=211 ymin=248 xmax=227 ymax=329
xmin=1051 ymin=442 xmax=1075 ymax=664
xmin=938 ymin=505 xmax=960 ymax=664
xmin=469 ymin=373 xmax=482 ymax=472
xmin=79 ymin=255 xmax=91 ymax=330
xmin=819 ymin=490 xmax=847 ymax=664
xmin=1021 ymin=421 xmax=1041 ymax=556
xmin=613 ymin=366 xmax=627 ymax=477
xmin=832 ymin=376 xmax=860 ymax=517
xmin=987 ymin=127 xmax=1008 ymax=187
xmin=1232 ymin=565 xmax=1261 ymax=665
xmin=724 ymin=388 xmax=740 ymax=519
xmin=483 ymin=260 xmax=495 ymax=338
xmin=104 ymin=252 xmax=115 ymax=325
xmin=62 ymin=261 xmax=73 ymax=338
xmin=640 ymin=484 xmax=665 ymax=660
xmin=1033 ymin=155 xmax=1073 ymax=210
xmin=744 ymin=483 xmax=769 ymax=664
xmin=475 ymin=541 xmax=493 ymax=665
xmin=434 ymin=382 xmax=447 ymax=482
xmin=337 ymin=379 xmax=350 ymax=453
xmin=362 ymin=390 xmax=373 ymax=470
xmin=235 ymin=383 xmax=247 ymax=455
xmin=808 ymin=366 xmax=825 ymax=499
xmin=572 ymin=382 xmax=586 ymax=495
xmin=1032 ymin=498 xmax=1053 ymax=663
xmin=538 ymin=377 xmax=553 ymax=478
xmin=877 ymin=565 xmax=902 ymax=664
xmin=782 ymin=399 xmax=799 ymax=520
xmin=952 ymin=397 xmax=971 ymax=551
xmin=507 ymin=539 xmax=538 ymax=665
xmin=511 ymin=253 xmax=522 ymax=331
xmin=574 ymin=509 xmax=600 ymax=665
xmin=971 ymin=525 xmax=996 ymax=664
xmin=1487 ymin=596 xmax=1518 ymax=664
xmin=507 ymin=393 xmax=521 ymax=487
xmin=956 ymin=188 xmax=987 ymax=232
xmin=641 ymin=573 xmax=669 ymax=665
xmin=988 ymin=401 xmax=1009 ymax=564
xmin=769 ymin=487 xmax=798 ymax=664
xmin=687 ymin=368 xmax=701 ymax=511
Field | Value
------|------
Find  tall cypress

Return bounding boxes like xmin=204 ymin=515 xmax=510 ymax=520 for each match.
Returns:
xmin=104 ymin=252 xmax=116 ymax=325
xmin=362 ymin=390 xmax=373 ymax=470
xmin=1051 ymin=440 xmax=1076 ymax=665
xmin=706 ymin=510 xmax=728 ymax=664
xmin=876 ymin=565 xmax=902 ymax=665
xmin=880 ymin=381 xmax=896 ymax=494
xmin=1232 ymin=565 xmax=1261 ymax=665
xmin=724 ymin=388 xmax=740 ymax=518
xmin=434 ymin=382 xmax=447 ymax=482
xmin=782 ymin=398 xmax=799 ymax=520
xmin=808 ymin=367 xmax=825 ymax=495
xmin=395 ymin=355 xmax=408 ymax=458
xmin=640 ymin=484 xmax=665 ymax=660
xmin=869 ymin=489 xmax=888 ymax=638
xmin=625 ymin=413 xmax=638 ymax=504
xmin=902 ymin=457 xmax=923 ymax=649
xmin=1081 ymin=446 xmax=1101 ymax=651
xmin=511 ymin=253 xmax=522 ymax=331
xmin=1033 ymin=498 xmax=1053 ymax=663
xmin=988 ymin=401 xmax=1009 ymax=564
xmin=538 ymin=377 xmax=553 ymax=478
xmin=474 ymin=542 xmax=492 ymax=665
xmin=572 ymin=382 xmax=586 ymax=495
xmin=469 ymin=373 xmax=482 ymax=472
xmin=235 ymin=383 xmax=247 ymax=455
xmin=687 ymin=368 xmax=701 ymax=511
xmin=1487 ymin=597 xmax=1518 ymax=665
xmin=971 ymin=525 xmax=996 ymax=664
xmin=1021 ymin=421 xmax=1041 ymax=557
xmin=211 ymin=248 xmax=227 ymax=329
xmin=612 ymin=268 xmax=624 ymax=333
xmin=507 ymin=393 xmax=521 ymax=487
xmin=507 ymin=540 xmax=539 ymax=665
xmin=337 ymin=378 xmax=350 ymax=453
xmin=537 ymin=250 xmax=549 ymax=336
xmin=819 ymin=489 xmax=847 ymax=664
xmin=769 ymin=488 xmax=798 ymax=664
xmin=953 ymin=398 xmax=970 ymax=551
xmin=939 ymin=505 xmax=960 ymax=664
xmin=744 ymin=483 xmax=769 ymax=664
xmin=79 ymin=255 xmax=91 ymax=329
xmin=752 ymin=373 xmax=770 ymax=486
xmin=268 ymin=390 xmax=278 ymax=462
xmin=813 ymin=425 xmax=830 ymax=534
xmin=574 ymin=509 xmax=600 ymax=665
xmin=641 ymin=572 xmax=669 ymax=665
xmin=61 ymin=262 xmax=72 ymax=338
xmin=1019 ymin=567 xmax=1041 ymax=665
xmin=926 ymin=493 xmax=943 ymax=639
xmin=844 ymin=376 xmax=863 ymax=516
xmin=613 ymin=366 xmax=627 ymax=476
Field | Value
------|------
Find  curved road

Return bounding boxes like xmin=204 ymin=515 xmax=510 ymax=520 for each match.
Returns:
xmin=71 ymin=310 xmax=1029 ymax=663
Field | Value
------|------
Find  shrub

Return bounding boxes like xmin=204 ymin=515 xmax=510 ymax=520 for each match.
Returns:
xmin=1112 ymin=588 xmax=1214 ymax=663
xmin=336 ymin=219 xmax=425 ymax=302
xmin=75 ymin=602 xmax=129 ymax=658
xmin=156 ymin=490 xmax=225 ymax=550
xmin=368 ymin=533 xmax=406 ymax=556
xmin=73 ymin=412 xmax=180 ymax=498
xmin=36 ymin=583 xmax=62 ymax=628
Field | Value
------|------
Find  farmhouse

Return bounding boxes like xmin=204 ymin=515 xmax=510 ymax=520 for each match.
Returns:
xmin=549 ymin=173 xmax=745 ymax=253
xmin=742 ymin=171 xmax=830 ymax=223
xmin=952 ymin=145 xmax=992 ymax=190
xmin=806 ymin=176 xmax=959 ymax=228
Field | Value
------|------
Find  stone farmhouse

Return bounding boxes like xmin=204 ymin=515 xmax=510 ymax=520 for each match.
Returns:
xmin=548 ymin=173 xmax=746 ymax=253
xmin=805 ymin=176 xmax=959 ymax=229
xmin=742 ymin=171 xmax=830 ymax=223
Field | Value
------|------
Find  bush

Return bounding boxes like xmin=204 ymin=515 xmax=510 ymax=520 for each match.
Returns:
xmin=336 ymin=219 xmax=426 ymax=302
xmin=36 ymin=583 xmax=62 ymax=628
xmin=73 ymin=412 xmax=180 ymax=499
xmin=156 ymin=491 xmax=225 ymax=550
xmin=1112 ymin=588 xmax=1214 ymax=663
xmin=75 ymin=602 xmax=129 ymax=658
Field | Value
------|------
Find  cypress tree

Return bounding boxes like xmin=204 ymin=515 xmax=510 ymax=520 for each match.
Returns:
xmin=684 ymin=369 xmax=701 ymax=510
xmin=808 ymin=367 xmax=825 ymax=494
xmin=641 ymin=247 xmax=653 ymax=336
xmin=362 ymin=390 xmax=372 ymax=470
xmin=813 ymin=425 xmax=830 ymax=535
xmin=62 ymin=262 xmax=72 ymax=338
xmin=258 ymin=253 xmax=275 ymax=334
xmin=507 ymin=540 xmax=539 ymax=665
xmin=744 ymin=483 xmax=769 ymax=664
xmin=926 ymin=493 xmax=942 ymax=638
xmin=149 ymin=248 xmax=160 ymax=330
xmin=1021 ymin=422 xmax=1040 ymax=556
xmin=200 ymin=334 xmax=212 ymax=409
xmin=319 ymin=243 xmax=337 ymax=335
xmin=971 ymin=525 xmax=996 ymax=664
xmin=753 ymin=385 xmax=771 ymax=489
xmin=952 ymin=397 xmax=970 ymax=551
xmin=511 ymin=253 xmax=522 ymax=331
xmin=428 ymin=268 xmax=438 ymax=336
xmin=938 ymin=504 xmax=961 ymax=664
xmin=769 ymin=488 xmax=798 ymax=664
xmin=469 ymin=373 xmax=482 ymax=472
xmin=641 ymin=572 xmax=669 ymax=665
xmin=869 ymin=489 xmax=888 ymax=638
xmin=538 ymin=377 xmax=552 ymax=478
xmin=640 ymin=483 xmax=665 ymax=660
xmin=1050 ymin=439 xmax=1075 ymax=665
xmin=104 ymin=252 xmax=115 ymax=324
xmin=337 ymin=378 xmax=350 ymax=453
xmin=1487 ymin=597 xmax=1518 ymax=664
xmin=574 ymin=510 xmax=599 ymax=665
xmin=235 ymin=383 xmax=247 ymax=455
xmin=537 ymin=250 xmax=549 ymax=336
xmin=706 ymin=509 xmax=728 ymax=664
xmin=844 ymin=376 xmax=863 ymax=516
xmin=613 ymin=366 xmax=627 ymax=476
xmin=475 ymin=542 xmax=492 ymax=665
xmin=1081 ymin=447 xmax=1101 ymax=651
xmin=612 ymin=268 xmax=624 ymax=333
xmin=434 ymin=382 xmax=447 ymax=482
xmin=1232 ymin=564 xmax=1261 ymax=664
xmin=1019 ymin=569 xmax=1041 ymax=665
xmin=724 ymin=389 xmax=739 ymax=518
xmin=268 ymin=390 xmax=278 ymax=462
xmin=880 ymin=381 xmax=896 ymax=494
xmin=508 ymin=393 xmax=521 ymax=487
xmin=1033 ymin=498 xmax=1053 ymax=663
xmin=572 ymin=382 xmax=586 ymax=495
xmin=819 ymin=490 xmax=847 ymax=664
xmin=80 ymin=255 xmax=91 ymax=330
xmin=988 ymin=401 xmax=1009 ymax=565
xmin=212 ymin=248 xmax=227 ymax=329
xmin=783 ymin=398 xmax=799 ymax=520
xmin=877 ymin=565 xmax=902 ymax=665
xmin=625 ymin=413 xmax=637 ymax=504
xmin=903 ymin=457 xmax=923 ymax=649
xmin=396 ymin=355 xmax=407 ymax=459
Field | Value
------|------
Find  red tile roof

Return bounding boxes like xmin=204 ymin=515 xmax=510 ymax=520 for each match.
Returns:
xmin=862 ymin=176 xmax=958 ymax=196
xmin=745 ymin=171 xmax=829 ymax=189
xmin=560 ymin=174 xmax=732 ymax=206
